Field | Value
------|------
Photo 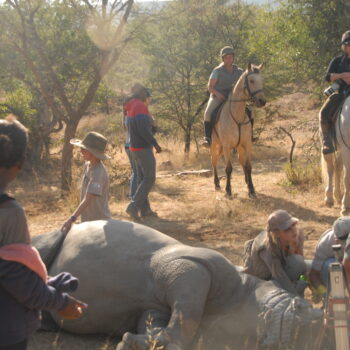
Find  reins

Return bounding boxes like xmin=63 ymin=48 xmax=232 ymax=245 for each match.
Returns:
xmin=227 ymin=71 xmax=261 ymax=148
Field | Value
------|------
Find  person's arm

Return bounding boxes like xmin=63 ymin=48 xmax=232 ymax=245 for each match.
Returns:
xmin=309 ymin=268 xmax=323 ymax=289
xmin=207 ymin=68 xmax=225 ymax=101
xmin=0 ymin=259 xmax=86 ymax=318
xmin=0 ymin=259 xmax=63 ymax=310
xmin=136 ymin=116 xmax=162 ymax=153
xmin=259 ymin=249 xmax=298 ymax=294
xmin=324 ymin=56 xmax=350 ymax=84
xmin=330 ymin=72 xmax=350 ymax=85
xmin=61 ymin=193 xmax=95 ymax=234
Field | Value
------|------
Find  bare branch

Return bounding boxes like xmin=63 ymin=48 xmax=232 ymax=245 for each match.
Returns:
xmin=279 ymin=127 xmax=296 ymax=165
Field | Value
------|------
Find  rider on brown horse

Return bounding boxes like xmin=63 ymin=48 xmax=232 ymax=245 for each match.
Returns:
xmin=203 ymin=46 xmax=254 ymax=147
xmin=320 ymin=30 xmax=350 ymax=155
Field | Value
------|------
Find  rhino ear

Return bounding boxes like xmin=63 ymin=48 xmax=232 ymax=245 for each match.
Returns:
xmin=247 ymin=62 xmax=252 ymax=71
xmin=258 ymin=63 xmax=264 ymax=71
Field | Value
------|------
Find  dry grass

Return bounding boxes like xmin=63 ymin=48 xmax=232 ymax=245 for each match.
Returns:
xmin=8 ymin=90 xmax=342 ymax=349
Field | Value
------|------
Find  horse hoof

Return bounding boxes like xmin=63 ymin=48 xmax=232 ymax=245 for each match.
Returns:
xmin=249 ymin=192 xmax=257 ymax=199
xmin=325 ymin=201 xmax=334 ymax=208
xmin=215 ymin=186 xmax=221 ymax=191
xmin=225 ymin=193 xmax=232 ymax=199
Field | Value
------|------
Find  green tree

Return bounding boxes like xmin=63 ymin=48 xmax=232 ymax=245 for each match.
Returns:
xmin=0 ymin=0 xmax=134 ymax=191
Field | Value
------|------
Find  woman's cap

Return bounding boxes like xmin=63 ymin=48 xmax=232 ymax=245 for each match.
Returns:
xmin=333 ymin=216 xmax=350 ymax=240
xmin=267 ymin=210 xmax=299 ymax=232
xmin=220 ymin=46 xmax=234 ymax=57
xmin=341 ymin=30 xmax=350 ymax=45
xmin=70 ymin=131 xmax=110 ymax=160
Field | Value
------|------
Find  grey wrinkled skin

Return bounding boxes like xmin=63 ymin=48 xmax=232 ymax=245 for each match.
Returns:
xmin=32 ymin=220 xmax=322 ymax=350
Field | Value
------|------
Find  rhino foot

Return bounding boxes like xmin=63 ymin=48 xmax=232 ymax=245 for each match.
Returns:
xmin=117 ymin=332 xmax=172 ymax=350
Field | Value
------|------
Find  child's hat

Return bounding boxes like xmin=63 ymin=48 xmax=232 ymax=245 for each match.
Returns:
xmin=70 ymin=132 xmax=110 ymax=160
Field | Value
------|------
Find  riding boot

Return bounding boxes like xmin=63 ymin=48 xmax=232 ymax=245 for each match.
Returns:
xmin=320 ymin=121 xmax=335 ymax=154
xmin=202 ymin=121 xmax=212 ymax=148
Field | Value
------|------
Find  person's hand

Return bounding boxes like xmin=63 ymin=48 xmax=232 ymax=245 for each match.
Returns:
xmin=341 ymin=72 xmax=350 ymax=85
xmin=215 ymin=92 xmax=226 ymax=101
xmin=311 ymin=285 xmax=327 ymax=304
xmin=58 ymin=295 xmax=88 ymax=320
xmin=155 ymin=145 xmax=162 ymax=154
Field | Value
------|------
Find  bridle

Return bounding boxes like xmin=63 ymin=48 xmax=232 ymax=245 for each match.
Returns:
xmin=229 ymin=70 xmax=263 ymax=103
xmin=226 ymin=70 xmax=263 ymax=148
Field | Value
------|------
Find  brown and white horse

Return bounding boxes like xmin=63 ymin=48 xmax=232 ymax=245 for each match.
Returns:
xmin=210 ymin=63 xmax=266 ymax=197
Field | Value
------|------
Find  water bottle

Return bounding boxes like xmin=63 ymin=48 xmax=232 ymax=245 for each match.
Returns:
xmin=324 ymin=82 xmax=340 ymax=97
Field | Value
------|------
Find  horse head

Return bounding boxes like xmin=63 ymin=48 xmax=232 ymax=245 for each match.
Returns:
xmin=244 ymin=63 xmax=266 ymax=107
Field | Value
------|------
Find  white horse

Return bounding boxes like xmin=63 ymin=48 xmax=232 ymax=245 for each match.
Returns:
xmin=323 ymin=95 xmax=350 ymax=215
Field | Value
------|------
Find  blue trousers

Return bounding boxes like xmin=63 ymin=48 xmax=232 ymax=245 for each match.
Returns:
xmin=125 ymin=147 xmax=138 ymax=199
xmin=127 ymin=148 xmax=155 ymax=214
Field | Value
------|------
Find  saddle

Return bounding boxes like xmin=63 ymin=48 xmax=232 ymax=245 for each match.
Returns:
xmin=210 ymin=102 xmax=253 ymax=126
xmin=331 ymin=88 xmax=350 ymax=124
xmin=210 ymin=102 xmax=225 ymax=125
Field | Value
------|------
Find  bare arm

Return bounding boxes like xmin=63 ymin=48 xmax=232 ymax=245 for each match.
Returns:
xmin=208 ymin=79 xmax=225 ymax=101
xmin=61 ymin=193 xmax=95 ymax=235
xmin=330 ymin=72 xmax=350 ymax=84
xmin=309 ymin=268 xmax=324 ymax=289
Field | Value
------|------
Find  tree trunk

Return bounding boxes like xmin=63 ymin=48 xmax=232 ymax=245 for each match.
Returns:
xmin=61 ymin=121 xmax=79 ymax=193
xmin=184 ymin=129 xmax=191 ymax=153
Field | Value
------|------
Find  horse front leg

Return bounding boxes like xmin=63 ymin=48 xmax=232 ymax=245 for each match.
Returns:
xmin=223 ymin=147 xmax=233 ymax=197
xmin=225 ymin=162 xmax=233 ymax=197
xmin=210 ymin=142 xmax=222 ymax=191
xmin=334 ymin=153 xmax=343 ymax=205
xmin=323 ymin=153 xmax=335 ymax=207
xmin=244 ymin=162 xmax=256 ymax=198
xmin=342 ymin=160 xmax=350 ymax=215
xmin=238 ymin=145 xmax=256 ymax=198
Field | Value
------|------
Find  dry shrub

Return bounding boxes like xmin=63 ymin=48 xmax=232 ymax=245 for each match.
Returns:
xmin=282 ymin=160 xmax=322 ymax=188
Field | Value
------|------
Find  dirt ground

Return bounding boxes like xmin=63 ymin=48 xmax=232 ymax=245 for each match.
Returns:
xmin=8 ymin=91 xmax=341 ymax=349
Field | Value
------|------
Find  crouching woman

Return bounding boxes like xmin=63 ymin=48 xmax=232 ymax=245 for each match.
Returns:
xmin=242 ymin=210 xmax=308 ymax=295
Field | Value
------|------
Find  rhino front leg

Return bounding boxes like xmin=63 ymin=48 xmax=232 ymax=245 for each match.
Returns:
xmin=116 ymin=310 xmax=170 ymax=350
xmin=117 ymin=259 xmax=211 ymax=350
xmin=157 ymin=258 xmax=212 ymax=349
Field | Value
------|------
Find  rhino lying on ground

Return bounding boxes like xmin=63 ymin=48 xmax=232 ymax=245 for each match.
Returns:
xmin=32 ymin=219 xmax=322 ymax=350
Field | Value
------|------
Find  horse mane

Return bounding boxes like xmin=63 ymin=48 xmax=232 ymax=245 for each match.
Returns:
xmin=230 ymin=64 xmax=261 ymax=97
